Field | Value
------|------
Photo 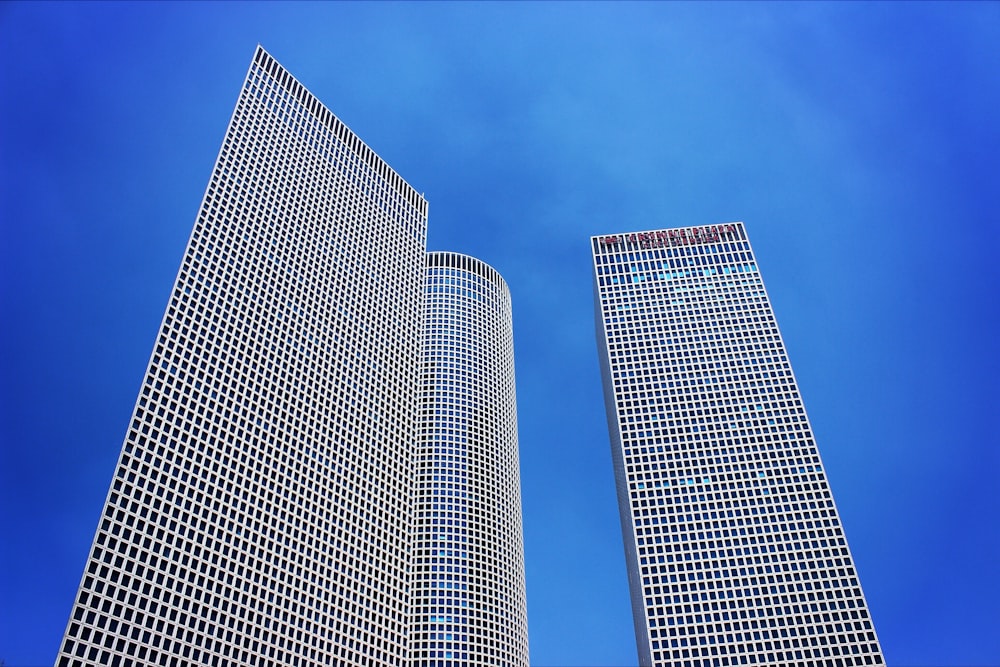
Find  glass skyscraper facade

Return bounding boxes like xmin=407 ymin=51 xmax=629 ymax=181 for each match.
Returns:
xmin=592 ymin=223 xmax=883 ymax=667
xmin=411 ymin=252 xmax=528 ymax=667
xmin=55 ymin=47 xmax=525 ymax=667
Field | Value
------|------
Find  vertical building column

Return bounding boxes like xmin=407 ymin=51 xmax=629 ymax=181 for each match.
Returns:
xmin=592 ymin=224 xmax=883 ymax=667
xmin=410 ymin=252 xmax=529 ymax=667
xmin=56 ymin=47 xmax=428 ymax=667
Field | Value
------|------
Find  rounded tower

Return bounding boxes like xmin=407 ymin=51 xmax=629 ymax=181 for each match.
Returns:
xmin=410 ymin=252 xmax=528 ymax=667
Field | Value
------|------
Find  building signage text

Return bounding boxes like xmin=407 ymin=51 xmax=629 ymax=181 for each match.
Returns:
xmin=600 ymin=224 xmax=737 ymax=249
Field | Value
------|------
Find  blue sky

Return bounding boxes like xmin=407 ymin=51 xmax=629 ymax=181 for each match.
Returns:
xmin=1 ymin=2 xmax=998 ymax=665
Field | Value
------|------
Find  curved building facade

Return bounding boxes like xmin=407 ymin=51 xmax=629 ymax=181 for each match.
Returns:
xmin=410 ymin=252 xmax=528 ymax=667
xmin=54 ymin=48 xmax=530 ymax=667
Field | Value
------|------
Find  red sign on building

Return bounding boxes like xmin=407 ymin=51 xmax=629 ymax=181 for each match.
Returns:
xmin=600 ymin=224 xmax=736 ymax=249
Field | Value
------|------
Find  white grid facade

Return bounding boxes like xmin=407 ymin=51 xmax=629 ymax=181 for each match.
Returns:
xmin=410 ymin=252 xmax=529 ymax=667
xmin=592 ymin=223 xmax=883 ymax=667
xmin=56 ymin=47 xmax=429 ymax=667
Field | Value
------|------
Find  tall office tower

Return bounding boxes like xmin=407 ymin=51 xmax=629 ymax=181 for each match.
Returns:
xmin=410 ymin=252 xmax=529 ymax=667
xmin=592 ymin=223 xmax=883 ymax=667
xmin=56 ymin=47 xmax=430 ymax=667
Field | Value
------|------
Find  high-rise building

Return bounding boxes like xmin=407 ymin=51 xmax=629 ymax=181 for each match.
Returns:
xmin=411 ymin=252 xmax=528 ymax=667
xmin=55 ymin=47 xmax=525 ymax=667
xmin=592 ymin=223 xmax=883 ymax=667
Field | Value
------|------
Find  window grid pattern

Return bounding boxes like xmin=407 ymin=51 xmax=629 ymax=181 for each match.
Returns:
xmin=592 ymin=223 xmax=884 ymax=667
xmin=56 ymin=46 xmax=428 ymax=667
xmin=410 ymin=252 xmax=529 ymax=667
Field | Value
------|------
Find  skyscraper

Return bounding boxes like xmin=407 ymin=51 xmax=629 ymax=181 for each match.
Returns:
xmin=411 ymin=252 xmax=528 ymax=667
xmin=592 ymin=223 xmax=883 ymax=667
xmin=55 ymin=47 xmax=525 ymax=667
